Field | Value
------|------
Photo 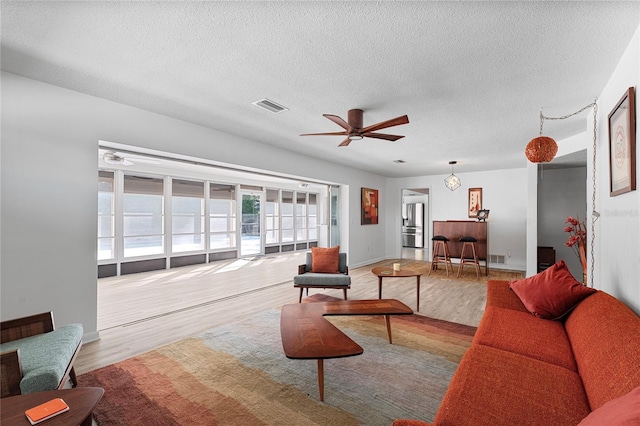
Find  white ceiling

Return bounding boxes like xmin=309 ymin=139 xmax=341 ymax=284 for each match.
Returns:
xmin=2 ymin=1 xmax=639 ymax=178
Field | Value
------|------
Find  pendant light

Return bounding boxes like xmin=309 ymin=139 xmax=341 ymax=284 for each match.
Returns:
xmin=525 ymin=103 xmax=598 ymax=164
xmin=525 ymin=111 xmax=558 ymax=163
xmin=524 ymin=100 xmax=600 ymax=287
xmin=444 ymin=161 xmax=461 ymax=191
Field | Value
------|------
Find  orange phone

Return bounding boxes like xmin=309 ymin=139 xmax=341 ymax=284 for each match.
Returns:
xmin=25 ymin=398 xmax=70 ymax=425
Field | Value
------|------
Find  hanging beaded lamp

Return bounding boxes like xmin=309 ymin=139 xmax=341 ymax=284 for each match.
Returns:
xmin=525 ymin=110 xmax=558 ymax=163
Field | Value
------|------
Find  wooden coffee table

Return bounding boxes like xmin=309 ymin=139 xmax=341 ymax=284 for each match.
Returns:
xmin=1 ymin=387 xmax=104 ymax=426
xmin=280 ymin=299 xmax=413 ymax=401
xmin=371 ymin=266 xmax=422 ymax=311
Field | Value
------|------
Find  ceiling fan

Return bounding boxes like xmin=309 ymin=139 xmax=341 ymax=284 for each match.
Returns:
xmin=300 ymin=109 xmax=409 ymax=147
xmin=102 ymin=150 xmax=158 ymax=166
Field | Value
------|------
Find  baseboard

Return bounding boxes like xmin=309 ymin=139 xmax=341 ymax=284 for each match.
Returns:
xmin=82 ymin=331 xmax=100 ymax=344
xmin=350 ymin=256 xmax=387 ymax=269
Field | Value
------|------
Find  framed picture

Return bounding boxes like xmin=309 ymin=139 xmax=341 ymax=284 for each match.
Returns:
xmin=468 ymin=187 xmax=482 ymax=218
xmin=361 ymin=187 xmax=379 ymax=225
xmin=608 ymin=87 xmax=636 ymax=196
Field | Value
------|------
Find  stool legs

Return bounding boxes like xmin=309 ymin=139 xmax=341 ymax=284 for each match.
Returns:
xmin=429 ymin=240 xmax=452 ymax=276
xmin=457 ymin=241 xmax=481 ymax=279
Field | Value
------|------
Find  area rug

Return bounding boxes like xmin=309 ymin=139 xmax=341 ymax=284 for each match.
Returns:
xmin=79 ymin=299 xmax=476 ymax=425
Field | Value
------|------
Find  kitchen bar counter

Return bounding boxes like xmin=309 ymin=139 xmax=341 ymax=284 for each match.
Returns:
xmin=433 ymin=220 xmax=488 ymax=275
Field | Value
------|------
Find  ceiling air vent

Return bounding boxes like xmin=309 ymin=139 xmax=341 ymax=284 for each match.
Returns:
xmin=252 ymin=98 xmax=288 ymax=114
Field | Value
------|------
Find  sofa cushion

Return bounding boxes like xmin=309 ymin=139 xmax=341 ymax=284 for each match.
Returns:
xmin=434 ymin=345 xmax=590 ymax=426
xmin=0 ymin=324 xmax=83 ymax=394
xmin=485 ymin=280 xmax=529 ymax=312
xmin=577 ymin=386 xmax=640 ymax=425
xmin=473 ymin=306 xmax=577 ymax=372
xmin=509 ymin=260 xmax=596 ymax=319
xmin=564 ymin=291 xmax=640 ymax=411
xmin=311 ymin=246 xmax=340 ymax=273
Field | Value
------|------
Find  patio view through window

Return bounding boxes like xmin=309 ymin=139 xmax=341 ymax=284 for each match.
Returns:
xmin=98 ymin=170 xmax=321 ymax=271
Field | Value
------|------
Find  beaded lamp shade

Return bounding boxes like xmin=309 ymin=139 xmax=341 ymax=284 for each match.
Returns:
xmin=525 ymin=136 xmax=558 ymax=163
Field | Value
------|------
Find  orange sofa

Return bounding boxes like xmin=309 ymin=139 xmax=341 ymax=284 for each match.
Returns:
xmin=394 ymin=279 xmax=640 ymax=426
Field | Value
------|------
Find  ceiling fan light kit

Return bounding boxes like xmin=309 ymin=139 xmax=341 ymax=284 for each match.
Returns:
xmin=300 ymin=108 xmax=409 ymax=147
xmin=444 ymin=160 xmax=461 ymax=191
xmin=103 ymin=151 xmax=132 ymax=166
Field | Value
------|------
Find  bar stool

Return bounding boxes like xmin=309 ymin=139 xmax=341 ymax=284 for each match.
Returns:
xmin=457 ymin=236 xmax=481 ymax=279
xmin=430 ymin=235 xmax=452 ymax=276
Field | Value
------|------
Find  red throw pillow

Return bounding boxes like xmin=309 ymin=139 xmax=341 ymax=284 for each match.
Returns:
xmin=311 ymin=246 xmax=340 ymax=273
xmin=509 ymin=260 xmax=596 ymax=320
xmin=578 ymin=386 xmax=640 ymax=425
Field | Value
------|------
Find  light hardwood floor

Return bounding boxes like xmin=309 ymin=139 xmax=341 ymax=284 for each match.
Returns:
xmin=76 ymin=251 xmax=497 ymax=375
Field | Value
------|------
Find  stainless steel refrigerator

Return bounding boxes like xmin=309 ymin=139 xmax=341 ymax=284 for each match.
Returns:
xmin=402 ymin=203 xmax=424 ymax=248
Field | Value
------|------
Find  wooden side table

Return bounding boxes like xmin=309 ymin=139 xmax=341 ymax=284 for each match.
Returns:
xmin=1 ymin=387 xmax=104 ymax=426
xmin=371 ymin=267 xmax=422 ymax=311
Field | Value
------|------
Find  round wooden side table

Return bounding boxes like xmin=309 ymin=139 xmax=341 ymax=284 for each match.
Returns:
xmin=371 ymin=266 xmax=422 ymax=311
xmin=1 ymin=387 xmax=104 ymax=426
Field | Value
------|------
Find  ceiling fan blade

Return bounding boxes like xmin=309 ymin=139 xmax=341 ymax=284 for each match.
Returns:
xmin=361 ymin=115 xmax=409 ymax=133
xmin=338 ymin=138 xmax=352 ymax=147
xmin=300 ymin=131 xmax=348 ymax=137
xmin=362 ymin=133 xmax=405 ymax=141
xmin=323 ymin=114 xmax=353 ymax=132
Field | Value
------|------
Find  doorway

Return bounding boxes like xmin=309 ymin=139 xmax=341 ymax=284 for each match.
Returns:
xmin=401 ymin=188 xmax=429 ymax=261
xmin=240 ymin=191 xmax=264 ymax=257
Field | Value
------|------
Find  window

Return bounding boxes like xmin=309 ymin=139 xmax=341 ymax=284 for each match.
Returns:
xmin=281 ymin=191 xmax=294 ymax=242
xmin=296 ymin=191 xmax=307 ymax=241
xmin=308 ymin=193 xmax=318 ymax=241
xmin=98 ymin=171 xmax=115 ymax=260
xmin=99 ymin=161 xmax=329 ymax=276
xmin=209 ymin=183 xmax=236 ymax=249
xmin=265 ymin=189 xmax=280 ymax=244
xmin=123 ymin=175 xmax=164 ymax=257
xmin=172 ymin=179 xmax=204 ymax=253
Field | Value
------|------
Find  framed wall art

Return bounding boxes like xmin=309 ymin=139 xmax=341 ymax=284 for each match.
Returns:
xmin=361 ymin=187 xmax=379 ymax=225
xmin=608 ymin=86 xmax=636 ymax=196
xmin=468 ymin=187 xmax=482 ymax=218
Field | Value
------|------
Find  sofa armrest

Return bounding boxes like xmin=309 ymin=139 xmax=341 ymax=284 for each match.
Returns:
xmin=1 ymin=348 xmax=23 ymax=397
xmin=1 ymin=312 xmax=55 ymax=343
xmin=298 ymin=264 xmax=307 ymax=275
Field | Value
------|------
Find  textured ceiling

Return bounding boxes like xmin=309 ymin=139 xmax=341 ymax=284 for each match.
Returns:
xmin=2 ymin=1 xmax=639 ymax=178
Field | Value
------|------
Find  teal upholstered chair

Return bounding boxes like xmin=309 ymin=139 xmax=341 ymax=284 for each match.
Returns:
xmin=0 ymin=312 xmax=83 ymax=397
xmin=294 ymin=252 xmax=351 ymax=302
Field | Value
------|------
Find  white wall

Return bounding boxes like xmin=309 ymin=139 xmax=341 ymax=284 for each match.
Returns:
xmin=386 ymin=168 xmax=528 ymax=271
xmin=589 ymin=24 xmax=640 ymax=314
xmin=0 ymin=72 xmax=387 ymax=338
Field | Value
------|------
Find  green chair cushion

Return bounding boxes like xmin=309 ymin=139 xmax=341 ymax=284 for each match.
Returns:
xmin=0 ymin=323 xmax=83 ymax=394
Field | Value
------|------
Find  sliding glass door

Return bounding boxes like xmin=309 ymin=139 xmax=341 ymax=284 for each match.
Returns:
xmin=240 ymin=191 xmax=263 ymax=257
